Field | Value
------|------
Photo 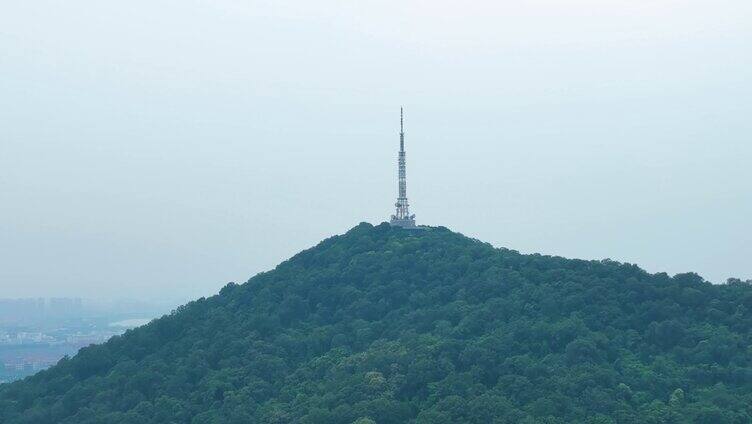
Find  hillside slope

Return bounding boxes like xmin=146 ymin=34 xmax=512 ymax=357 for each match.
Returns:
xmin=1 ymin=223 xmax=751 ymax=423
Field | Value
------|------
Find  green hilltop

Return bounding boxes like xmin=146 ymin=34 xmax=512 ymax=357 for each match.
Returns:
xmin=1 ymin=223 xmax=751 ymax=423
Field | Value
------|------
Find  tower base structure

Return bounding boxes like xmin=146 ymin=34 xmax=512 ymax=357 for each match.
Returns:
xmin=390 ymin=215 xmax=417 ymax=229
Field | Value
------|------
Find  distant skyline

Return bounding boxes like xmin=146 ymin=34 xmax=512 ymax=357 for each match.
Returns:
xmin=1 ymin=1 xmax=751 ymax=300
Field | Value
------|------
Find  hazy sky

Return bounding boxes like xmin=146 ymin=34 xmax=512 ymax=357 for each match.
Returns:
xmin=1 ymin=0 xmax=751 ymax=301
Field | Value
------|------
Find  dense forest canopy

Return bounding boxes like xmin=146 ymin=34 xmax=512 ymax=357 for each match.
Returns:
xmin=1 ymin=223 xmax=751 ymax=423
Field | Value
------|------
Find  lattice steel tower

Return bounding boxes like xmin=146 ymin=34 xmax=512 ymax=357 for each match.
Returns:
xmin=390 ymin=107 xmax=417 ymax=228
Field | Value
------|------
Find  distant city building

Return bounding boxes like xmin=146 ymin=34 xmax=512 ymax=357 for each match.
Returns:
xmin=49 ymin=297 xmax=83 ymax=317
xmin=390 ymin=108 xmax=417 ymax=229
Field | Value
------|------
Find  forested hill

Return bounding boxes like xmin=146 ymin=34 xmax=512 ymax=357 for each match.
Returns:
xmin=2 ymin=223 xmax=752 ymax=424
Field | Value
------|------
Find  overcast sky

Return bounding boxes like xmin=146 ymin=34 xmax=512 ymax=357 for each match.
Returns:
xmin=1 ymin=0 xmax=750 ymax=302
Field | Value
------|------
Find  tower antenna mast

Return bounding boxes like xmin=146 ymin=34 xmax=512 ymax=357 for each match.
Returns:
xmin=390 ymin=107 xmax=416 ymax=228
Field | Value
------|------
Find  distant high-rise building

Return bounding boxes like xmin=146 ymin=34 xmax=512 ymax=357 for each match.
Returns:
xmin=390 ymin=108 xmax=417 ymax=228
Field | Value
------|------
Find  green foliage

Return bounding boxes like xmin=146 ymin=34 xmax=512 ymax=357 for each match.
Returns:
xmin=1 ymin=222 xmax=751 ymax=423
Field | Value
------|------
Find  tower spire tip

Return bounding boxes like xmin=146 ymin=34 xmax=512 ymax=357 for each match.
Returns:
xmin=400 ymin=107 xmax=404 ymax=134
